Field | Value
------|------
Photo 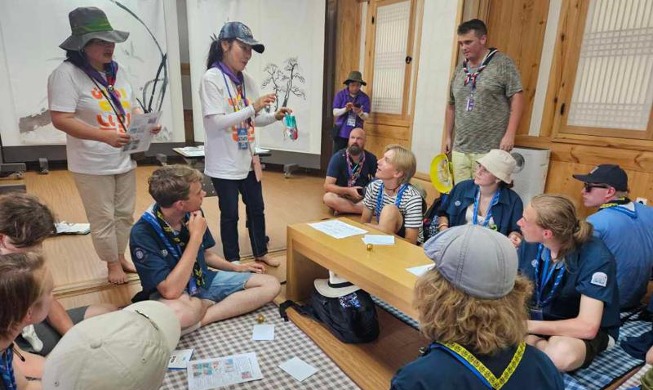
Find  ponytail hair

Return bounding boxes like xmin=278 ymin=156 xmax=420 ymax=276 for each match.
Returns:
xmin=206 ymin=38 xmax=234 ymax=70
xmin=530 ymin=194 xmax=593 ymax=256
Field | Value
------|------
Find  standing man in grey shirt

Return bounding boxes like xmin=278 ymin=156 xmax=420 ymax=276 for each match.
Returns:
xmin=443 ymin=19 xmax=524 ymax=184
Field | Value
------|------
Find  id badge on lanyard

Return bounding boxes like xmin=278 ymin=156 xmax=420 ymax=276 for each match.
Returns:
xmin=466 ymin=93 xmax=475 ymax=112
xmin=346 ymin=112 xmax=357 ymax=126
xmin=237 ymin=127 xmax=249 ymax=150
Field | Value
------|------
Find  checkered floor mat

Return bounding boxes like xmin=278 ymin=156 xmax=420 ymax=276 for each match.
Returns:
xmin=162 ymin=303 xmax=359 ymax=389
xmin=372 ymin=296 xmax=650 ymax=390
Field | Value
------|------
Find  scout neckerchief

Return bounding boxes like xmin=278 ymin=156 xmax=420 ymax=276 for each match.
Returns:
xmin=599 ymin=197 xmax=637 ymax=218
xmin=346 ymin=149 xmax=366 ymax=187
xmin=533 ymin=244 xmax=565 ymax=309
xmin=375 ymin=182 xmax=408 ymax=223
xmin=472 ymin=188 xmax=500 ymax=228
xmin=213 ymin=62 xmax=255 ymax=152
xmin=141 ymin=205 xmax=205 ymax=296
xmin=0 ymin=346 xmax=16 ymax=390
xmin=429 ymin=341 xmax=525 ymax=389
xmin=82 ymin=60 xmax=127 ymax=131
xmin=463 ymin=48 xmax=498 ymax=112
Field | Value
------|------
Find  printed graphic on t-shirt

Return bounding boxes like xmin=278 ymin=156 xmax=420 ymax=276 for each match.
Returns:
xmin=227 ymin=94 xmax=255 ymax=143
xmin=91 ymin=86 xmax=132 ymax=132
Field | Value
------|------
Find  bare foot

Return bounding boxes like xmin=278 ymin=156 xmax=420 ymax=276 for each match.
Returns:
xmin=255 ymin=255 xmax=280 ymax=267
xmin=119 ymin=255 xmax=137 ymax=273
xmin=107 ymin=261 xmax=128 ymax=284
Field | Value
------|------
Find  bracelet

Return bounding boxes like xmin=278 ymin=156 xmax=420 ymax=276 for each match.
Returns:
xmin=437 ymin=223 xmax=449 ymax=229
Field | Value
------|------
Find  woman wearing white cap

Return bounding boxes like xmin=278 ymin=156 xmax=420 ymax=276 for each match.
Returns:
xmin=48 ymin=7 xmax=161 ymax=284
xmin=199 ymin=22 xmax=291 ymax=267
xmin=437 ymin=149 xmax=523 ymax=246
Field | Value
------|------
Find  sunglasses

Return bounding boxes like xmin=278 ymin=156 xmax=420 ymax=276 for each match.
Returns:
xmin=583 ymin=183 xmax=610 ymax=192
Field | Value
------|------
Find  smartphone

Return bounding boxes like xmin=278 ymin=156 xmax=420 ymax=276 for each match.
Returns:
xmin=353 ymin=103 xmax=362 ymax=108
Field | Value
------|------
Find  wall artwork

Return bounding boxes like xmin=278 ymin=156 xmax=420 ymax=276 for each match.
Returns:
xmin=187 ymin=0 xmax=325 ymax=155
xmin=0 ymin=0 xmax=184 ymax=148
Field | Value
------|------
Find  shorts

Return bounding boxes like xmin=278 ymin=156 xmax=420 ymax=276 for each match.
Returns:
xmin=197 ymin=271 xmax=252 ymax=302
xmin=15 ymin=306 xmax=88 ymax=356
xmin=581 ymin=329 xmax=611 ymax=368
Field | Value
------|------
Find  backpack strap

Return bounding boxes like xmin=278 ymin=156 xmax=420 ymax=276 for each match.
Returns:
xmin=279 ymin=300 xmax=317 ymax=321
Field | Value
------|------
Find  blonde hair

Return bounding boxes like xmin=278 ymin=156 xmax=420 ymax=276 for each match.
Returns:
xmin=384 ymin=144 xmax=416 ymax=184
xmin=530 ymin=194 xmax=593 ymax=257
xmin=415 ymin=269 xmax=532 ymax=355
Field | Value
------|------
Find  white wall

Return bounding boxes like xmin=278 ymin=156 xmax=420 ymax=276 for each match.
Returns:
xmin=411 ymin=0 xmax=459 ymax=174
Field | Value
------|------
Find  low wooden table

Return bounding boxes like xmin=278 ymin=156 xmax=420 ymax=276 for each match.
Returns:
xmin=286 ymin=217 xmax=431 ymax=319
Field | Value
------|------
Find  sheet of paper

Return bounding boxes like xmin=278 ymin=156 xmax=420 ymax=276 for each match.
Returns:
xmin=308 ymin=220 xmax=367 ymax=239
xmin=168 ymin=348 xmax=194 ymax=370
xmin=187 ymin=352 xmax=262 ymax=390
xmin=122 ymin=111 xmax=162 ymax=154
xmin=174 ymin=145 xmax=205 ymax=157
xmin=252 ymin=324 xmax=275 ymax=341
xmin=279 ymin=357 xmax=318 ymax=382
xmin=55 ymin=222 xmax=90 ymax=235
xmin=406 ymin=264 xmax=434 ymax=277
xmin=362 ymin=235 xmax=395 ymax=245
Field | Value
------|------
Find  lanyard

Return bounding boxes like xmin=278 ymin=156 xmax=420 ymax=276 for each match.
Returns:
xmin=375 ymin=183 xmax=407 ymax=223
xmin=463 ymin=48 xmax=498 ymax=91
xmin=346 ymin=150 xmax=366 ymax=187
xmin=82 ymin=61 xmax=126 ymax=118
xmin=0 ymin=347 xmax=16 ymax=390
xmin=430 ymin=341 xmax=525 ymax=389
xmin=599 ymin=198 xmax=637 ymax=218
xmin=141 ymin=206 xmax=205 ymax=295
xmin=533 ymin=244 xmax=565 ymax=308
xmin=472 ymin=188 xmax=500 ymax=227
xmin=220 ymin=68 xmax=248 ymax=114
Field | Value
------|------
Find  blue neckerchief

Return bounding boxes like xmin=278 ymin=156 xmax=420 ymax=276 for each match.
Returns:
xmin=533 ymin=244 xmax=566 ymax=308
xmin=0 ymin=347 xmax=16 ymax=390
xmin=472 ymin=188 xmax=500 ymax=227
xmin=212 ymin=61 xmax=244 ymax=86
xmin=375 ymin=182 xmax=407 ymax=223
xmin=141 ymin=206 xmax=204 ymax=296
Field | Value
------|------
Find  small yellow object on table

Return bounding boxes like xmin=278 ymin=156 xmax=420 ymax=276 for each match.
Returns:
xmin=256 ymin=314 xmax=266 ymax=324
xmin=366 ymin=243 xmax=373 ymax=251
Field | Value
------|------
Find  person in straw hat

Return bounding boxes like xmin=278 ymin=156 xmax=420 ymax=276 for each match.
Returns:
xmin=332 ymin=70 xmax=371 ymax=151
xmin=48 ymin=6 xmax=161 ymax=284
xmin=437 ymin=149 xmax=523 ymax=246
xmin=391 ymin=225 xmax=563 ymax=389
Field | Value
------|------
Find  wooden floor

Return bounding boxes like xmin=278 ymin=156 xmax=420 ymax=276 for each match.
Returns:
xmin=22 ymin=165 xmax=331 ymax=308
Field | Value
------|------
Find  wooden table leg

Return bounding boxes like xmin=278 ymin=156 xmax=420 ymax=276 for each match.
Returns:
xmin=286 ymin=229 xmax=328 ymax=302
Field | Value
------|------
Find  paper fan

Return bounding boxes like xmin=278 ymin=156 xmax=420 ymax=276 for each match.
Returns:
xmin=430 ymin=154 xmax=454 ymax=194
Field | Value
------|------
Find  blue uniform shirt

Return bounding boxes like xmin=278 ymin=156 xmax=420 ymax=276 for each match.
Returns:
xmin=438 ymin=179 xmax=523 ymax=236
xmin=130 ymin=213 xmax=217 ymax=295
xmin=518 ymin=238 xmax=620 ymax=340
xmin=391 ymin=343 xmax=564 ymax=390
xmin=326 ymin=149 xmax=377 ymax=188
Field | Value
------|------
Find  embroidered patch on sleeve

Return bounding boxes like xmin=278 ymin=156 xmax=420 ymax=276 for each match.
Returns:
xmin=590 ymin=272 xmax=607 ymax=287
xmin=134 ymin=248 xmax=146 ymax=262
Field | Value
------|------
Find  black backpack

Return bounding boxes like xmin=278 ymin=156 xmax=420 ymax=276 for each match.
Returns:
xmin=280 ymin=287 xmax=380 ymax=344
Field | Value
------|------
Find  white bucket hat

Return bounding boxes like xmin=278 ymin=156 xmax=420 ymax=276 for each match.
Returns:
xmin=42 ymin=301 xmax=180 ymax=390
xmin=314 ymin=271 xmax=361 ymax=298
xmin=476 ymin=149 xmax=517 ymax=184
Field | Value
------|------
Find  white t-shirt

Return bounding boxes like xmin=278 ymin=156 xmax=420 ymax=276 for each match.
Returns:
xmin=199 ymin=67 xmax=276 ymax=180
xmin=48 ymin=61 xmax=136 ymax=175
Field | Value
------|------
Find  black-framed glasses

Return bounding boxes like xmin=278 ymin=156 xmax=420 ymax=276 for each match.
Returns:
xmin=583 ymin=183 xmax=610 ymax=192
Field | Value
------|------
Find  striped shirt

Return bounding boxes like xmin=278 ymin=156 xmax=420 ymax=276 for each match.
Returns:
xmin=363 ymin=180 xmax=423 ymax=229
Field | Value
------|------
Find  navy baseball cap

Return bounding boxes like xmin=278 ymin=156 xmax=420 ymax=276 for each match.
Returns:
xmin=218 ymin=22 xmax=264 ymax=53
xmin=572 ymin=164 xmax=628 ymax=191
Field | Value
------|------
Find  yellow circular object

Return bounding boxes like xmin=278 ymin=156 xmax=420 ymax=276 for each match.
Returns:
xmin=430 ymin=154 xmax=454 ymax=194
xmin=256 ymin=314 xmax=265 ymax=324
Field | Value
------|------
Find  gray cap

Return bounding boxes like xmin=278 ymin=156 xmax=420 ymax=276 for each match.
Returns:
xmin=218 ymin=21 xmax=264 ymax=53
xmin=423 ymin=225 xmax=517 ymax=299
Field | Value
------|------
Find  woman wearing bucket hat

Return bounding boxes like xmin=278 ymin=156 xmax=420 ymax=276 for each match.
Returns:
xmin=48 ymin=7 xmax=160 ymax=284
xmin=332 ymin=71 xmax=371 ymax=152
xmin=437 ymin=149 xmax=523 ymax=245
xmin=200 ymin=22 xmax=292 ymax=267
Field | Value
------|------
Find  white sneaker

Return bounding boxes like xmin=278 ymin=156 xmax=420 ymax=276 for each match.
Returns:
xmin=21 ymin=325 xmax=43 ymax=352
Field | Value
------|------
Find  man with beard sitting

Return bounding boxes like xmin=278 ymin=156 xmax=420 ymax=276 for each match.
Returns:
xmin=323 ymin=128 xmax=377 ymax=215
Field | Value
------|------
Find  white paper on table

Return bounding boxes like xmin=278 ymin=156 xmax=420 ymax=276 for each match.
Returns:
xmin=187 ymin=352 xmax=263 ymax=390
xmin=308 ymin=220 xmax=367 ymax=239
xmin=279 ymin=357 xmax=318 ymax=382
xmin=407 ymin=264 xmax=435 ymax=277
xmin=362 ymin=235 xmax=395 ymax=245
xmin=122 ymin=111 xmax=162 ymax=154
xmin=252 ymin=324 xmax=275 ymax=341
xmin=174 ymin=145 xmax=205 ymax=157
xmin=168 ymin=348 xmax=194 ymax=370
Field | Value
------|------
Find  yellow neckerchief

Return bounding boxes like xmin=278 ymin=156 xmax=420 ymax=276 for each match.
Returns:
xmin=438 ymin=341 xmax=526 ymax=389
